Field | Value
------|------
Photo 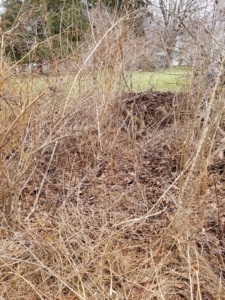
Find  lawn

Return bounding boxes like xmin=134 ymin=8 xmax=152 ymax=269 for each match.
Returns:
xmin=8 ymin=67 xmax=190 ymax=104
xmin=127 ymin=67 xmax=191 ymax=92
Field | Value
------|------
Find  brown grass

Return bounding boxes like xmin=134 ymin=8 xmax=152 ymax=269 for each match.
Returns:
xmin=0 ymin=7 xmax=225 ymax=300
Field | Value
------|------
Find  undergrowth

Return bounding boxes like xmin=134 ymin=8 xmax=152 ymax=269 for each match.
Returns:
xmin=0 ymin=4 xmax=225 ymax=300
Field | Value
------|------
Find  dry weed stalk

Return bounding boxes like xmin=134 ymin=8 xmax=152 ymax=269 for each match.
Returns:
xmin=174 ymin=57 xmax=225 ymax=235
xmin=0 ymin=3 xmax=224 ymax=300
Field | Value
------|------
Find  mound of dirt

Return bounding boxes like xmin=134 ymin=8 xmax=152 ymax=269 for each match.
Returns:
xmin=1 ymin=88 xmax=225 ymax=300
xmin=115 ymin=90 xmax=185 ymax=135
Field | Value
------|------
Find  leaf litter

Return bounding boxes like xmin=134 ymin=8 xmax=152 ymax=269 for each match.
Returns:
xmin=0 ymin=89 xmax=224 ymax=299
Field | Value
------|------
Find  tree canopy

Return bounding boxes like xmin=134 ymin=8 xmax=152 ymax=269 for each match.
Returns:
xmin=1 ymin=0 xmax=151 ymax=62
xmin=1 ymin=0 xmax=91 ymax=61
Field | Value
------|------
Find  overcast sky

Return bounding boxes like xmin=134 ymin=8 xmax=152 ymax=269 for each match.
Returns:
xmin=0 ymin=0 xmax=6 ymax=15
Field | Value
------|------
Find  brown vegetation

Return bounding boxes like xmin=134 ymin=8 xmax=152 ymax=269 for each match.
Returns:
xmin=0 ymin=78 xmax=225 ymax=299
xmin=0 ymin=6 xmax=225 ymax=300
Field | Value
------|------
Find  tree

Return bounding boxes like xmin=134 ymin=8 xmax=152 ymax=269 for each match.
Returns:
xmin=1 ymin=0 xmax=154 ymax=62
xmin=149 ymin=0 xmax=208 ymax=68
xmin=1 ymin=1 xmax=35 ymax=61
xmin=100 ymin=0 xmax=151 ymax=13
xmin=1 ymin=0 xmax=90 ymax=61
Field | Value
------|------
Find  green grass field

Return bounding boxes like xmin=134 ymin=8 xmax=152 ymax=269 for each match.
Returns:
xmin=127 ymin=67 xmax=190 ymax=92
xmin=9 ymin=67 xmax=190 ymax=103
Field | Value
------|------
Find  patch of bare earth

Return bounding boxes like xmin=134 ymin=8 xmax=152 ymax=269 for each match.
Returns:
xmin=0 ymin=90 xmax=224 ymax=299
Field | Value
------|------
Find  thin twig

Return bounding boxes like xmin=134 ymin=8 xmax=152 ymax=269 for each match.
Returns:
xmin=213 ymin=176 xmax=222 ymax=240
xmin=25 ymin=141 xmax=58 ymax=221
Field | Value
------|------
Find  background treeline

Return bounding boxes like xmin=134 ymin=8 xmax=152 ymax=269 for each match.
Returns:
xmin=2 ymin=0 xmax=222 ymax=71
xmin=1 ymin=0 xmax=148 ymax=62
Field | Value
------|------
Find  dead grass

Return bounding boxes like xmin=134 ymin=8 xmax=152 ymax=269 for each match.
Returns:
xmin=0 ymin=82 xmax=224 ymax=299
xmin=0 ymin=7 xmax=225 ymax=300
